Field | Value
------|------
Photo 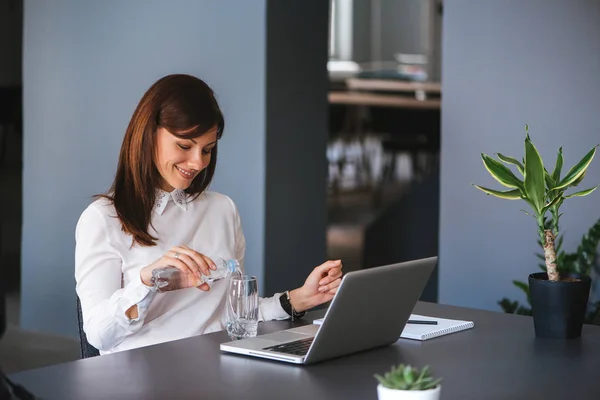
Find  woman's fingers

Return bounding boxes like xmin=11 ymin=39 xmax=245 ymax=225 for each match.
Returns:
xmin=168 ymin=251 xmax=200 ymax=277
xmin=165 ymin=254 xmax=211 ymax=291
xmin=318 ymin=267 xmax=342 ymax=285
xmin=181 ymin=246 xmax=214 ymax=274
xmin=172 ymin=259 xmax=200 ymax=279
xmin=315 ymin=260 xmax=342 ymax=275
xmin=171 ymin=246 xmax=211 ymax=277
xmin=200 ymin=253 xmax=217 ymax=271
xmin=318 ymin=276 xmax=342 ymax=293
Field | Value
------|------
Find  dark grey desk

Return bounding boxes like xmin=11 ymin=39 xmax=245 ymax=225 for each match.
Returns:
xmin=10 ymin=302 xmax=600 ymax=399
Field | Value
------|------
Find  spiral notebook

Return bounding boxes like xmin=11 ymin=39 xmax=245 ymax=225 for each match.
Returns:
xmin=313 ymin=314 xmax=474 ymax=341
xmin=398 ymin=314 xmax=474 ymax=341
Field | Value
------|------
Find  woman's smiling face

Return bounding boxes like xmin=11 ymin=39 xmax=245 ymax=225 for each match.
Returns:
xmin=154 ymin=125 xmax=218 ymax=191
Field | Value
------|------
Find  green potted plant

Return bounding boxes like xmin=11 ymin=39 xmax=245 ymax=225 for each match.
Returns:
xmin=374 ymin=364 xmax=442 ymax=400
xmin=473 ymin=125 xmax=598 ymax=338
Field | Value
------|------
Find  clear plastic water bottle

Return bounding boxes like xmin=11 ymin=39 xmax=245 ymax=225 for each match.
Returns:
xmin=150 ymin=257 xmax=241 ymax=292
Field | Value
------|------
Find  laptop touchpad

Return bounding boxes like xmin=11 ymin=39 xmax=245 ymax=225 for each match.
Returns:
xmin=261 ymin=331 xmax=310 ymax=343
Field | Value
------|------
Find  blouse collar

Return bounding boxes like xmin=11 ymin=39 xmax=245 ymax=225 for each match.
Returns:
xmin=154 ymin=188 xmax=188 ymax=215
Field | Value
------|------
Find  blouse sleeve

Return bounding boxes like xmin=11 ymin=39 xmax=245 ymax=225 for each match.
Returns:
xmin=228 ymin=197 xmax=289 ymax=322
xmin=74 ymin=204 xmax=156 ymax=352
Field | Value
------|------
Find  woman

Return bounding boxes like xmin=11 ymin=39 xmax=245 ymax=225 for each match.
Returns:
xmin=75 ymin=74 xmax=342 ymax=354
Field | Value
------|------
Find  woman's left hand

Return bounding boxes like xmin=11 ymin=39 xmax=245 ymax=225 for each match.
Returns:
xmin=289 ymin=260 xmax=343 ymax=313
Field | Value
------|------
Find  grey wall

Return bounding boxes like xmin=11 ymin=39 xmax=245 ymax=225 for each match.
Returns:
xmin=440 ymin=0 xmax=600 ymax=311
xmin=22 ymin=0 xmax=328 ymax=338
xmin=264 ymin=2 xmax=328 ymax=295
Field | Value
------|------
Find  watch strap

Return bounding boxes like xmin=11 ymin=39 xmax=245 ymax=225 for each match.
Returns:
xmin=279 ymin=291 xmax=306 ymax=321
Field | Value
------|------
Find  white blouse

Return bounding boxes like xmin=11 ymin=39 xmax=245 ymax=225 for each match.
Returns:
xmin=75 ymin=190 xmax=288 ymax=355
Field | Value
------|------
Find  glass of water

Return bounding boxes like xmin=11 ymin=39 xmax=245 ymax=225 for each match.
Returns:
xmin=226 ymin=275 xmax=259 ymax=340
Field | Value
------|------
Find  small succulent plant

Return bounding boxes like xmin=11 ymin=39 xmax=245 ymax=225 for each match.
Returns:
xmin=374 ymin=364 xmax=441 ymax=391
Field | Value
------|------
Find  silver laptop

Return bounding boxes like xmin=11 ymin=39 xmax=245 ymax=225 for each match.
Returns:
xmin=220 ymin=256 xmax=437 ymax=364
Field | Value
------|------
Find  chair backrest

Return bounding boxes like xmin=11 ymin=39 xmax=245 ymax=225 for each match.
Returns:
xmin=76 ymin=296 xmax=100 ymax=358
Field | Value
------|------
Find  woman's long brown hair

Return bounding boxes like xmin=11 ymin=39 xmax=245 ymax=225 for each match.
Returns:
xmin=100 ymin=74 xmax=224 ymax=246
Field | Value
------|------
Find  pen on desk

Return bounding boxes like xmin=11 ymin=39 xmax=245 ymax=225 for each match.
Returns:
xmin=407 ymin=320 xmax=438 ymax=325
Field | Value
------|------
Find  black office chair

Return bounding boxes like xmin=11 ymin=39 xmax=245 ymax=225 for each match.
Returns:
xmin=1 ymin=264 xmax=42 ymax=399
xmin=76 ymin=296 xmax=100 ymax=358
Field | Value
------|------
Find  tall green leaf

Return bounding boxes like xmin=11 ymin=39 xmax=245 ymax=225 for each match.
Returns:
xmin=496 ymin=153 xmax=524 ymax=175
xmin=544 ymin=169 xmax=555 ymax=190
xmin=472 ymin=185 xmax=522 ymax=200
xmin=481 ymin=153 xmax=524 ymax=189
xmin=564 ymin=186 xmax=599 ymax=199
xmin=551 ymin=147 xmax=563 ymax=183
xmin=524 ymin=138 xmax=546 ymax=212
xmin=554 ymin=146 xmax=597 ymax=190
xmin=570 ymin=170 xmax=587 ymax=187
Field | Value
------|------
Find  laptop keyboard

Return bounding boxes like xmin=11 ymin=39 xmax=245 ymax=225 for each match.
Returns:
xmin=263 ymin=337 xmax=314 ymax=356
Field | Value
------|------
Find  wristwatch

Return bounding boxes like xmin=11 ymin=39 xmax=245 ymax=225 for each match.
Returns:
xmin=279 ymin=291 xmax=306 ymax=321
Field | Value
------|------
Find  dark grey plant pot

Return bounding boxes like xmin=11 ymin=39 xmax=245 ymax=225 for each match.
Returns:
xmin=528 ymin=272 xmax=591 ymax=339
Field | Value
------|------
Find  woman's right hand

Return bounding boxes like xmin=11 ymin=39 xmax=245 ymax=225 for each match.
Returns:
xmin=139 ymin=245 xmax=217 ymax=291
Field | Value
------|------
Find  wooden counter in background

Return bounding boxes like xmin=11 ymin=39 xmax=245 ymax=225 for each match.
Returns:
xmin=329 ymin=78 xmax=441 ymax=110
xmin=329 ymin=91 xmax=440 ymax=110
xmin=345 ymin=78 xmax=441 ymax=94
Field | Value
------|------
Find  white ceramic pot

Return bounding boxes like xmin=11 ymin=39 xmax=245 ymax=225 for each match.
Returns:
xmin=377 ymin=384 xmax=441 ymax=400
